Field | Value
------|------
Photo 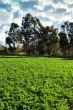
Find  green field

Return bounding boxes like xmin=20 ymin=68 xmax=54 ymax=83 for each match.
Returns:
xmin=0 ymin=57 xmax=73 ymax=110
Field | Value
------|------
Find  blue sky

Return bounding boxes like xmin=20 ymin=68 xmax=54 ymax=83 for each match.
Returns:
xmin=0 ymin=0 xmax=73 ymax=45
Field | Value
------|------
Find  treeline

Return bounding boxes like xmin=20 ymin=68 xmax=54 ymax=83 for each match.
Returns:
xmin=5 ymin=13 xmax=73 ymax=56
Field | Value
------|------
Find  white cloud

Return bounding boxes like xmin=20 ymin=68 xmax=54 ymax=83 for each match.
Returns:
xmin=21 ymin=0 xmax=29 ymax=2
xmin=11 ymin=2 xmax=21 ymax=12
xmin=66 ymin=7 xmax=73 ymax=14
xmin=13 ymin=16 xmax=22 ymax=26
xmin=34 ymin=0 xmax=53 ymax=11
xmin=0 ymin=0 xmax=12 ymax=4
xmin=33 ymin=0 xmax=73 ymax=25
xmin=0 ymin=9 xmax=13 ymax=25
xmin=41 ymin=19 xmax=53 ymax=26
xmin=52 ymin=2 xmax=68 ymax=9
xmin=64 ymin=0 xmax=73 ymax=4
xmin=0 ymin=24 xmax=10 ymax=42
xmin=0 ymin=8 xmax=13 ymax=41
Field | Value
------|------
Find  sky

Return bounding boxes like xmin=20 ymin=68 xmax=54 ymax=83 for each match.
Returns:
xmin=0 ymin=0 xmax=73 ymax=45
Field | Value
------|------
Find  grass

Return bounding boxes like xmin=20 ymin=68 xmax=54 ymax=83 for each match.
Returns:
xmin=0 ymin=56 xmax=73 ymax=110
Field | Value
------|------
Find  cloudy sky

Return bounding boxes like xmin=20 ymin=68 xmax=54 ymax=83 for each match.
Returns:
xmin=0 ymin=0 xmax=73 ymax=44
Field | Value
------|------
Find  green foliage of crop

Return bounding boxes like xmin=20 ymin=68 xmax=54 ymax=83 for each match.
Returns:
xmin=0 ymin=57 xmax=73 ymax=110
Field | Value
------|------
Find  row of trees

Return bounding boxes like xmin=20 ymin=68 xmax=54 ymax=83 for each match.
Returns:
xmin=5 ymin=13 xmax=73 ymax=56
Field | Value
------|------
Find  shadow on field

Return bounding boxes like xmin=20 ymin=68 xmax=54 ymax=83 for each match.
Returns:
xmin=63 ymin=57 xmax=73 ymax=60
xmin=0 ymin=55 xmax=30 ymax=58
xmin=0 ymin=55 xmax=57 ymax=59
xmin=0 ymin=55 xmax=63 ymax=58
xmin=0 ymin=55 xmax=44 ymax=58
xmin=0 ymin=55 xmax=73 ymax=60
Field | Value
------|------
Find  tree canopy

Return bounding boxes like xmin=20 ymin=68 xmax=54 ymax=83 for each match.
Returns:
xmin=5 ymin=13 xmax=73 ymax=56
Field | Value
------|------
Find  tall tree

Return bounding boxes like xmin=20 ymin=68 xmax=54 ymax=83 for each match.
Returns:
xmin=60 ymin=21 xmax=73 ymax=55
xmin=47 ymin=26 xmax=59 ymax=55
xmin=59 ymin=32 xmax=69 ymax=55
xmin=21 ymin=13 xmax=43 ymax=54
xmin=6 ymin=23 xmax=24 ymax=54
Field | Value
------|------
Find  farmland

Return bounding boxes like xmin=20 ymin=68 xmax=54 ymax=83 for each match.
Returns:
xmin=0 ymin=56 xmax=73 ymax=110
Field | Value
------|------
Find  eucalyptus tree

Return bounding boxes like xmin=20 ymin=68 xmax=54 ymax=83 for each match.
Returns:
xmin=5 ymin=22 xmax=24 ymax=54
xmin=46 ymin=26 xmax=59 ymax=55
xmin=59 ymin=32 xmax=69 ymax=55
xmin=59 ymin=21 xmax=73 ymax=55
xmin=21 ymin=13 xmax=43 ymax=54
